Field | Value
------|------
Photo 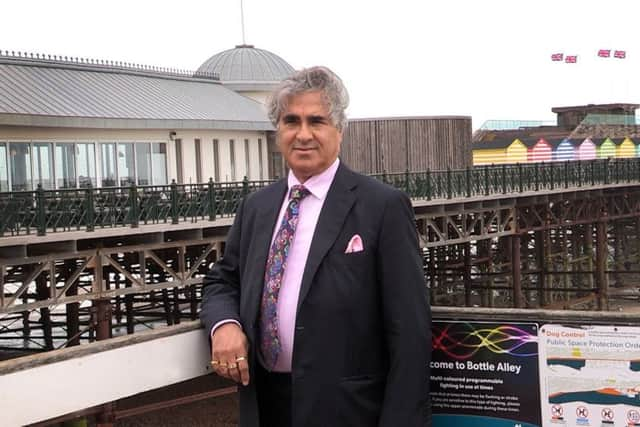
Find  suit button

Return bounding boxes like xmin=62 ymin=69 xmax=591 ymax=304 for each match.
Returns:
xmin=295 ymin=325 xmax=304 ymax=332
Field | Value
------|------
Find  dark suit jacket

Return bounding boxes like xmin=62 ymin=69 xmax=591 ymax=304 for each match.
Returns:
xmin=200 ymin=163 xmax=431 ymax=426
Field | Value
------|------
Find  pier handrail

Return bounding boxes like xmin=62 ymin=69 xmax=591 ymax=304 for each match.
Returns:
xmin=1 ymin=158 xmax=638 ymax=237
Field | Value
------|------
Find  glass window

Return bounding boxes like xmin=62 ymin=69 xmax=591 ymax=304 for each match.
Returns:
xmin=33 ymin=143 xmax=53 ymax=189
xmin=10 ymin=143 xmax=32 ymax=191
xmin=258 ymin=138 xmax=264 ymax=180
xmin=135 ymin=144 xmax=151 ymax=186
xmin=151 ymin=143 xmax=167 ymax=185
xmin=0 ymin=143 xmax=8 ymax=191
xmin=101 ymin=143 xmax=117 ymax=187
xmin=229 ymin=139 xmax=236 ymax=181
xmin=55 ymin=144 xmax=76 ymax=188
xmin=212 ymin=139 xmax=220 ymax=182
xmin=118 ymin=143 xmax=135 ymax=186
xmin=77 ymin=143 xmax=96 ymax=187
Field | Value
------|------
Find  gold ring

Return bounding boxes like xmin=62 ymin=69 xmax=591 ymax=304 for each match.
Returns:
xmin=235 ymin=356 xmax=246 ymax=362
xmin=228 ymin=362 xmax=238 ymax=369
xmin=210 ymin=360 xmax=219 ymax=366
xmin=219 ymin=362 xmax=228 ymax=368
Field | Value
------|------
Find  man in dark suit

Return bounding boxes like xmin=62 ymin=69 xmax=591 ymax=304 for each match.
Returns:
xmin=200 ymin=66 xmax=431 ymax=426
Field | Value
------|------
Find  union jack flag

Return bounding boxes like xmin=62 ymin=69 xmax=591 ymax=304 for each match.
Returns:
xmin=598 ymin=49 xmax=611 ymax=58
xmin=551 ymin=53 xmax=563 ymax=61
xmin=614 ymin=50 xmax=626 ymax=59
xmin=565 ymin=55 xmax=577 ymax=63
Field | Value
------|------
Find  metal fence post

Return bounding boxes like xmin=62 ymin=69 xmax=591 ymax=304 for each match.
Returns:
xmin=129 ymin=184 xmax=139 ymax=228
xmin=405 ymin=169 xmax=411 ymax=195
xmin=171 ymin=180 xmax=179 ymax=225
xmin=517 ymin=163 xmax=523 ymax=193
xmin=564 ymin=160 xmax=569 ymax=189
xmin=426 ymin=169 xmax=432 ymax=201
xmin=484 ymin=165 xmax=490 ymax=196
xmin=501 ymin=164 xmax=507 ymax=193
xmin=242 ymin=176 xmax=249 ymax=197
xmin=36 ymin=184 xmax=46 ymax=236
xmin=465 ymin=167 xmax=471 ymax=198
xmin=577 ymin=161 xmax=583 ymax=187
xmin=549 ymin=162 xmax=555 ymax=190
xmin=604 ymin=159 xmax=610 ymax=185
xmin=446 ymin=168 xmax=452 ymax=199
xmin=86 ymin=183 xmax=95 ymax=232
xmin=208 ymin=178 xmax=216 ymax=221
xmin=534 ymin=162 xmax=539 ymax=191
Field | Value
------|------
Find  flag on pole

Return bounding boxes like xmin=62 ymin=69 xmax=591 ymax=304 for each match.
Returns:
xmin=614 ymin=50 xmax=626 ymax=59
xmin=565 ymin=55 xmax=577 ymax=63
xmin=551 ymin=53 xmax=564 ymax=61
xmin=598 ymin=49 xmax=611 ymax=58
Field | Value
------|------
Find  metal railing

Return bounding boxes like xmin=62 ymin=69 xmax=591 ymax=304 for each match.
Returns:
xmin=0 ymin=178 xmax=271 ymax=237
xmin=371 ymin=158 xmax=640 ymax=200
xmin=1 ymin=158 xmax=639 ymax=237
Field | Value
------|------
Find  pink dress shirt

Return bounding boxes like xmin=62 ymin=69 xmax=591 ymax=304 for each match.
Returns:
xmin=211 ymin=159 xmax=340 ymax=372
xmin=270 ymin=158 xmax=340 ymax=372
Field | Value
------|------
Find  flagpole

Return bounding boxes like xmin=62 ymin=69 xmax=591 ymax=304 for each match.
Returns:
xmin=240 ymin=0 xmax=246 ymax=45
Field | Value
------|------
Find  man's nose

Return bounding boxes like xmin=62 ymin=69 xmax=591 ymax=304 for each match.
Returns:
xmin=296 ymin=121 xmax=313 ymax=141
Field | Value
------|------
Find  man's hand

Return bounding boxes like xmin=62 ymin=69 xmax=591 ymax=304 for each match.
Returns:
xmin=211 ymin=323 xmax=250 ymax=386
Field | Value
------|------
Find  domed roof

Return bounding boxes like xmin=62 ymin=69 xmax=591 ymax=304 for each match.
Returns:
xmin=197 ymin=45 xmax=294 ymax=91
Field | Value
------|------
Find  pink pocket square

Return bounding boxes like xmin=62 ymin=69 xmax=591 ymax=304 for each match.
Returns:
xmin=345 ymin=234 xmax=364 ymax=253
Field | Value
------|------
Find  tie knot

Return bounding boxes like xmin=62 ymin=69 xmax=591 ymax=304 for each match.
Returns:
xmin=289 ymin=185 xmax=310 ymax=201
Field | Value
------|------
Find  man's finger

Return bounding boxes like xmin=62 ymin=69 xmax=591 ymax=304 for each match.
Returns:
xmin=237 ymin=357 xmax=250 ymax=386
xmin=227 ymin=362 xmax=241 ymax=383
xmin=214 ymin=362 xmax=230 ymax=378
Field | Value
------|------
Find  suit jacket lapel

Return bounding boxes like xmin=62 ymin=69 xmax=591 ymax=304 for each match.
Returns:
xmin=296 ymin=164 xmax=357 ymax=314
xmin=245 ymin=179 xmax=287 ymax=329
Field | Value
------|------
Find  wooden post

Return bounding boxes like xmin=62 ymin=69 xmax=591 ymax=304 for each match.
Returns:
xmin=613 ymin=220 xmax=622 ymax=288
xmin=95 ymin=298 xmax=112 ymax=341
xmin=536 ymin=230 xmax=547 ymax=307
xmin=65 ymin=259 xmax=80 ymax=347
xmin=512 ymin=233 xmax=523 ymax=308
xmin=596 ymin=219 xmax=608 ymax=310
xmin=463 ymin=242 xmax=472 ymax=307
xmin=36 ymin=274 xmax=53 ymax=350
xmin=585 ymin=224 xmax=594 ymax=290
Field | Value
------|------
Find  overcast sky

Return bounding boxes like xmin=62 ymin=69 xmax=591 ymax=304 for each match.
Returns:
xmin=2 ymin=0 xmax=638 ymax=128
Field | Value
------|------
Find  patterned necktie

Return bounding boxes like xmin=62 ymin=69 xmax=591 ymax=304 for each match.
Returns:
xmin=260 ymin=184 xmax=311 ymax=370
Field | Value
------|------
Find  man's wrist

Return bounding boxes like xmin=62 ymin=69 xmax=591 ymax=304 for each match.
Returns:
xmin=211 ymin=319 xmax=241 ymax=338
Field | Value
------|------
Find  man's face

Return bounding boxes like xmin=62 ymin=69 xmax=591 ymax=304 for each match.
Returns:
xmin=277 ymin=90 xmax=342 ymax=182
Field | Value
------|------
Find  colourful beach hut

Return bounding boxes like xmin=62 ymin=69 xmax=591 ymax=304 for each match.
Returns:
xmin=472 ymin=139 xmax=510 ymax=165
xmin=472 ymin=138 xmax=528 ymax=165
xmin=576 ymin=138 xmax=597 ymax=160
xmin=521 ymin=137 xmax=553 ymax=162
xmin=595 ymin=138 xmax=616 ymax=159
xmin=506 ymin=139 xmax=528 ymax=163
xmin=472 ymin=138 xmax=519 ymax=165
xmin=553 ymin=138 xmax=575 ymax=162
xmin=614 ymin=137 xmax=636 ymax=158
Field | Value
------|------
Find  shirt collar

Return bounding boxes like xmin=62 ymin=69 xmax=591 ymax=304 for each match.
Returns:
xmin=287 ymin=158 xmax=340 ymax=201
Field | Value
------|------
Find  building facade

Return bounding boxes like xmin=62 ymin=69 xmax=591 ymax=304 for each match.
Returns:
xmin=0 ymin=45 xmax=296 ymax=190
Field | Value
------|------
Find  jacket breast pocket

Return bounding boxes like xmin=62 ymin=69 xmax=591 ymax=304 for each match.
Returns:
xmin=338 ymin=374 xmax=386 ymax=426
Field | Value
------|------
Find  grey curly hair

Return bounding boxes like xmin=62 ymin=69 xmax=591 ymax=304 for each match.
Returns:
xmin=267 ymin=66 xmax=350 ymax=131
